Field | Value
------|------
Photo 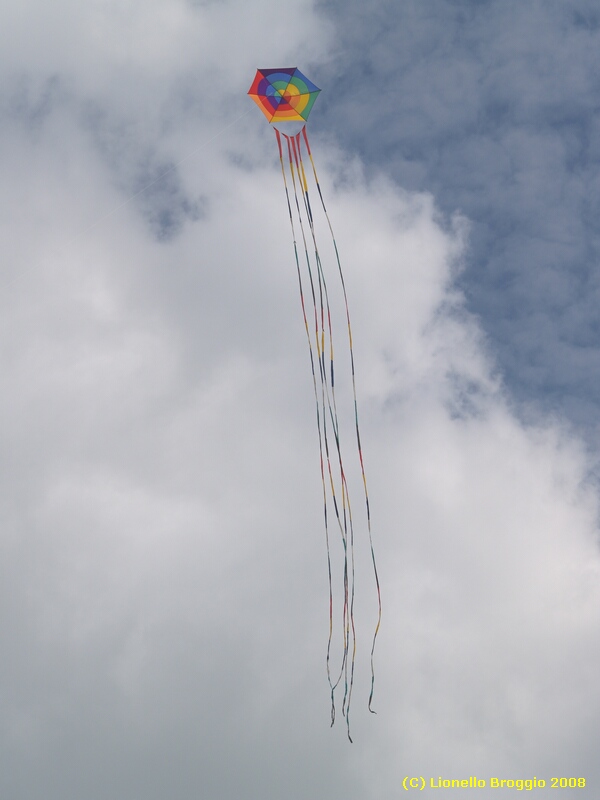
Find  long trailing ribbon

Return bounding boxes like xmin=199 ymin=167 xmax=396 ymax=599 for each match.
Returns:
xmin=301 ymin=126 xmax=382 ymax=715
xmin=273 ymin=126 xmax=381 ymax=742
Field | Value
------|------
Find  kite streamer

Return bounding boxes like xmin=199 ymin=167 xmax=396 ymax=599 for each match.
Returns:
xmin=249 ymin=68 xmax=381 ymax=741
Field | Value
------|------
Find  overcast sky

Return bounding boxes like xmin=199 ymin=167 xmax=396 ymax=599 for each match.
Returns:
xmin=2 ymin=1 xmax=600 ymax=798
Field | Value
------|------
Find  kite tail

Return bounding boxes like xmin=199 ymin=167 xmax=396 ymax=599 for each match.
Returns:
xmin=301 ymin=127 xmax=382 ymax=715
xmin=290 ymin=134 xmax=356 ymax=741
xmin=296 ymin=142 xmax=353 ymax=734
xmin=276 ymin=128 xmax=345 ymax=729
xmin=290 ymin=131 xmax=358 ymax=742
xmin=279 ymin=127 xmax=356 ymax=740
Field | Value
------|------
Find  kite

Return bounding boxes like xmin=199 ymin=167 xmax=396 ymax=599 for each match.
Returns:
xmin=248 ymin=68 xmax=381 ymax=741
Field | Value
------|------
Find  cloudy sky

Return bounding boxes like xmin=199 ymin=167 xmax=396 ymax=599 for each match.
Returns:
xmin=2 ymin=1 xmax=600 ymax=797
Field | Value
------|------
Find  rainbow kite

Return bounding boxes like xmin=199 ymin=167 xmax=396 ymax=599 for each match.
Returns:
xmin=248 ymin=68 xmax=381 ymax=742
xmin=248 ymin=67 xmax=321 ymax=123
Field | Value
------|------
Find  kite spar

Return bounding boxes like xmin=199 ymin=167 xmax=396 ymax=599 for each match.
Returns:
xmin=248 ymin=68 xmax=381 ymax=741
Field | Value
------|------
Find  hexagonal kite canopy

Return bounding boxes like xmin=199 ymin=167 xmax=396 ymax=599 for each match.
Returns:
xmin=248 ymin=67 xmax=321 ymax=123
